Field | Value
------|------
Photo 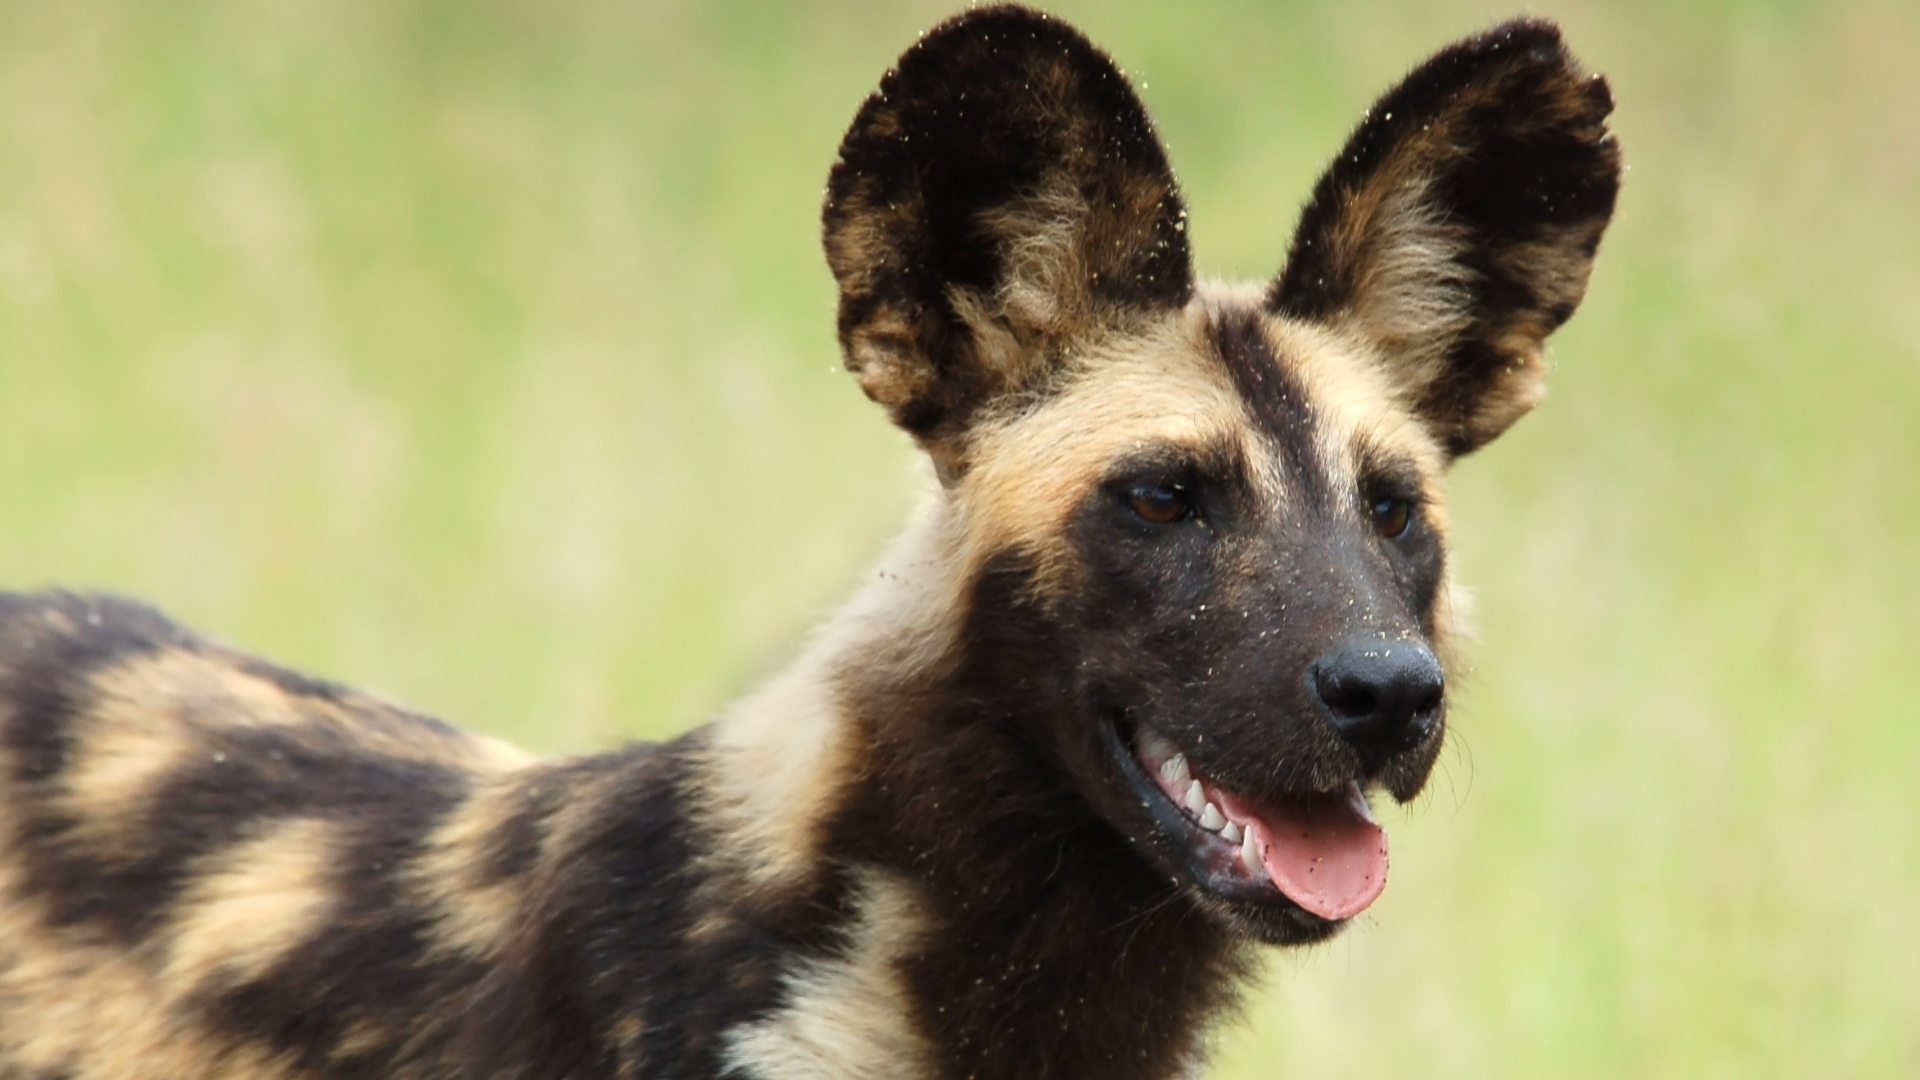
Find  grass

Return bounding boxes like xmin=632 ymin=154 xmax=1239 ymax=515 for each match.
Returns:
xmin=2 ymin=0 xmax=1916 ymax=1074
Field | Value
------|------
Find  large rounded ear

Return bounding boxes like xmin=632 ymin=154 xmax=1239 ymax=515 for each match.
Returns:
xmin=824 ymin=5 xmax=1191 ymax=458
xmin=1269 ymin=20 xmax=1621 ymax=458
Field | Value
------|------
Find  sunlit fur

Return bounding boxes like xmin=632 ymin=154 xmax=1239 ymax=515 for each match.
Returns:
xmin=0 ymin=7 xmax=1616 ymax=1079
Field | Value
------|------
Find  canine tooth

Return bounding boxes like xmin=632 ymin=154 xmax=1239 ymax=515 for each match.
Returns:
xmin=1183 ymin=780 xmax=1206 ymax=814
xmin=1345 ymin=782 xmax=1379 ymax=825
xmin=1219 ymin=821 xmax=1243 ymax=844
xmin=1137 ymin=726 xmax=1177 ymax=763
xmin=1164 ymin=753 xmax=1190 ymax=786
xmin=1240 ymin=829 xmax=1266 ymax=878
xmin=1199 ymin=804 xmax=1226 ymax=831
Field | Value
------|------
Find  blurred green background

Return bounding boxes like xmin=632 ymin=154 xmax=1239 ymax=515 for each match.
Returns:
xmin=2 ymin=0 xmax=1915 ymax=1074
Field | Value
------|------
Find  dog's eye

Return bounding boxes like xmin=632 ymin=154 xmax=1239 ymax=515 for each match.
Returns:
xmin=1125 ymin=483 xmax=1192 ymax=525
xmin=1368 ymin=496 xmax=1412 ymax=539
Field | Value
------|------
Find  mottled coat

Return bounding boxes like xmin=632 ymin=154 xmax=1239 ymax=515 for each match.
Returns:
xmin=0 ymin=7 xmax=1619 ymax=1079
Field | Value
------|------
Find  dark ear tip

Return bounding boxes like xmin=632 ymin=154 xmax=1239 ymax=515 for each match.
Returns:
xmin=920 ymin=2 xmax=1059 ymax=37
xmin=1449 ymin=17 xmax=1569 ymax=73
xmin=827 ymin=2 xmax=1120 ymax=202
xmin=1465 ymin=18 xmax=1605 ymax=85
xmin=1477 ymin=16 xmax=1567 ymax=45
xmin=901 ymin=3 xmax=1092 ymax=72
xmin=1468 ymin=19 xmax=1618 ymax=142
xmin=1586 ymin=71 xmax=1618 ymax=115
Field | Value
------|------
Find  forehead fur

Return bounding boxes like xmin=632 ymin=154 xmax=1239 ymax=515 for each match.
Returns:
xmin=955 ymin=287 xmax=1451 ymax=587
xmin=956 ymin=306 xmax=1242 ymax=577
xmin=1259 ymin=312 xmax=1451 ymax=499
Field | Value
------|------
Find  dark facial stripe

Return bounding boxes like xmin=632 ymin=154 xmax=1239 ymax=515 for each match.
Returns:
xmin=1208 ymin=311 xmax=1334 ymax=514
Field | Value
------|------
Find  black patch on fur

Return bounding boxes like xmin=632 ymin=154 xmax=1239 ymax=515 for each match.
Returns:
xmin=477 ymin=765 xmax=570 ymax=885
xmin=438 ymin=740 xmax=856 ymax=1080
xmin=825 ymin=4 xmax=1192 ymax=441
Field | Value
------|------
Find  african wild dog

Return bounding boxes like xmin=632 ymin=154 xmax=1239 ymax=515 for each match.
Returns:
xmin=0 ymin=7 xmax=1618 ymax=1079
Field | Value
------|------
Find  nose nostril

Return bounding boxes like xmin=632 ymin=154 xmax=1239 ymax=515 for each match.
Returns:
xmin=1314 ymin=673 xmax=1377 ymax=721
xmin=1415 ymin=685 xmax=1443 ymax=718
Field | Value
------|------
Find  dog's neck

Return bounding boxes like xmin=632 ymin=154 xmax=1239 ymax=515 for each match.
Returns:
xmin=695 ymin=494 xmax=1253 ymax=1079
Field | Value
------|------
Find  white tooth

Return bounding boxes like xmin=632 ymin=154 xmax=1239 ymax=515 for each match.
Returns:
xmin=1220 ymin=820 xmax=1243 ymax=844
xmin=1345 ymin=782 xmax=1379 ymax=825
xmin=1199 ymin=804 xmax=1226 ymax=831
xmin=1241 ymin=828 xmax=1265 ymax=878
xmin=1137 ymin=726 xmax=1177 ymax=763
xmin=1165 ymin=753 xmax=1190 ymax=786
xmin=1183 ymin=779 xmax=1207 ymax=814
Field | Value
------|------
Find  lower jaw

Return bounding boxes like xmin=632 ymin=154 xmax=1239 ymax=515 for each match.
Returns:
xmin=1097 ymin=714 xmax=1342 ymax=942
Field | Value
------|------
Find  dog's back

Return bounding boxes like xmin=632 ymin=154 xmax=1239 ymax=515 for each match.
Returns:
xmin=0 ymin=592 xmax=872 ymax=1078
xmin=0 ymin=591 xmax=535 ymax=1075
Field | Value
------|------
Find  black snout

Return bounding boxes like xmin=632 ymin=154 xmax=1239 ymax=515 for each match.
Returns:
xmin=1310 ymin=638 xmax=1443 ymax=771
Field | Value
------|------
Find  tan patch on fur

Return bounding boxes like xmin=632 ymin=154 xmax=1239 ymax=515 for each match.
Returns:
xmin=331 ymin=1021 xmax=391 ymax=1062
xmin=162 ymin=816 xmax=337 ymax=994
xmin=412 ymin=775 xmax=532 ymax=961
xmin=50 ymin=649 xmax=528 ymax=863
xmin=51 ymin=697 xmax=195 ymax=860
xmin=0 ymin=862 xmax=302 ymax=1079
xmin=958 ymin=306 xmax=1262 ymax=596
xmin=720 ymin=868 xmax=938 ymax=1080
xmin=96 ymin=648 xmax=311 ymax=728
xmin=696 ymin=486 xmax=974 ymax=897
xmin=96 ymin=647 xmax=529 ymax=772
xmin=698 ymin=671 xmax=855 ymax=895
xmin=610 ymin=1014 xmax=647 ymax=1080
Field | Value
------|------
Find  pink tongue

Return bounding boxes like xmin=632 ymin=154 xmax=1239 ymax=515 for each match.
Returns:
xmin=1221 ymin=787 xmax=1388 ymax=921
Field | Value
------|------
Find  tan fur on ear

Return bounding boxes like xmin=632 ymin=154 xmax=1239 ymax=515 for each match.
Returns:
xmin=1319 ymin=173 xmax=1478 ymax=395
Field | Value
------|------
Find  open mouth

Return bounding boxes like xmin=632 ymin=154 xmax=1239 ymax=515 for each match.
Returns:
xmin=1110 ymin=720 xmax=1389 ymax=922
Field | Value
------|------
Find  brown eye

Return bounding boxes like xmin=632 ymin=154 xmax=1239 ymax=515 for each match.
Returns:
xmin=1369 ymin=496 xmax=1412 ymax=539
xmin=1126 ymin=483 xmax=1192 ymax=525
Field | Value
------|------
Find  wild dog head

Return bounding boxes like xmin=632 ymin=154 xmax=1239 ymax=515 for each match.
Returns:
xmin=824 ymin=6 xmax=1618 ymax=944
